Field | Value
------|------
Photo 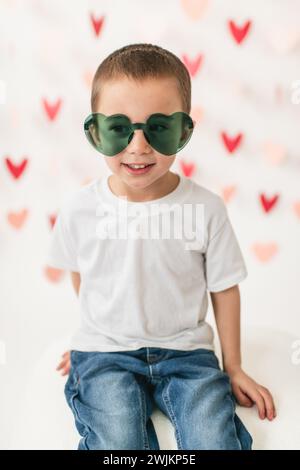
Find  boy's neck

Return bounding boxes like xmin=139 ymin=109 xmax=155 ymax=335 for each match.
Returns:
xmin=107 ymin=171 xmax=180 ymax=203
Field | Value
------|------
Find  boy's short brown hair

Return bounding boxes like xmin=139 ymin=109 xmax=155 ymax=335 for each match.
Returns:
xmin=91 ymin=43 xmax=191 ymax=114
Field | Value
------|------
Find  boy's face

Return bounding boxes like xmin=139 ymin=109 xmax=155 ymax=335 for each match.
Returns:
xmin=95 ymin=76 xmax=193 ymax=192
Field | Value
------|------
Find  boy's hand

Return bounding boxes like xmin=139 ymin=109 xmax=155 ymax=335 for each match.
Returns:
xmin=226 ymin=366 xmax=276 ymax=421
xmin=56 ymin=351 xmax=71 ymax=376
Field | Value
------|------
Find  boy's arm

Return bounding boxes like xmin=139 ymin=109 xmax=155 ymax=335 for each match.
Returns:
xmin=70 ymin=271 xmax=81 ymax=296
xmin=210 ymin=285 xmax=241 ymax=372
xmin=210 ymin=285 xmax=276 ymax=421
xmin=56 ymin=271 xmax=81 ymax=376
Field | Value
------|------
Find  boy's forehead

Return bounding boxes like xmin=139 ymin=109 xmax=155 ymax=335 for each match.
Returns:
xmin=97 ymin=77 xmax=183 ymax=119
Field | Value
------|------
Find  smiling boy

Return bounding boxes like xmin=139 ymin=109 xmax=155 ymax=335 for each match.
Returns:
xmin=48 ymin=43 xmax=276 ymax=450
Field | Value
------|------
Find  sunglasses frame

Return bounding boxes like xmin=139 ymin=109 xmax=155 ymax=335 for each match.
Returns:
xmin=83 ymin=111 xmax=194 ymax=156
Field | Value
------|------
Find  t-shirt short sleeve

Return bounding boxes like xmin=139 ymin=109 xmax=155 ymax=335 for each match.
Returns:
xmin=47 ymin=205 xmax=79 ymax=271
xmin=204 ymin=199 xmax=248 ymax=292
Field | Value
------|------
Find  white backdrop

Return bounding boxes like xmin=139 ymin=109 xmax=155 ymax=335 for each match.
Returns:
xmin=1 ymin=0 xmax=300 ymax=449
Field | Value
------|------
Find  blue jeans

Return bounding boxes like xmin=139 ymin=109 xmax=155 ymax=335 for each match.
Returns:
xmin=64 ymin=347 xmax=253 ymax=450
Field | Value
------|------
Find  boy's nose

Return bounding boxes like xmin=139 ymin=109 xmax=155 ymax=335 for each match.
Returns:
xmin=127 ymin=129 xmax=151 ymax=153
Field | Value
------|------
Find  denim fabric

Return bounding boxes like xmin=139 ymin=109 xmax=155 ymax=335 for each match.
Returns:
xmin=64 ymin=347 xmax=253 ymax=450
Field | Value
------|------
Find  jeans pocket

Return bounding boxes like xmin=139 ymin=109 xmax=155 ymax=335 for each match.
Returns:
xmin=65 ymin=354 xmax=80 ymax=397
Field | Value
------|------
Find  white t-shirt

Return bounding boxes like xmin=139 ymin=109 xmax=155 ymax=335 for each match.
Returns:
xmin=47 ymin=173 xmax=248 ymax=352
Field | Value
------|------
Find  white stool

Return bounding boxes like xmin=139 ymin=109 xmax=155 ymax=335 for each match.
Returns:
xmin=8 ymin=327 xmax=300 ymax=450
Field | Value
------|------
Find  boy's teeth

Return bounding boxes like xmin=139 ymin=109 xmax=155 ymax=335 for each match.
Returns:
xmin=128 ymin=164 xmax=147 ymax=168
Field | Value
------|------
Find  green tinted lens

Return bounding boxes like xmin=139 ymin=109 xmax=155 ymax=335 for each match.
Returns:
xmin=84 ymin=113 xmax=132 ymax=156
xmin=145 ymin=112 xmax=194 ymax=155
xmin=84 ymin=111 xmax=194 ymax=156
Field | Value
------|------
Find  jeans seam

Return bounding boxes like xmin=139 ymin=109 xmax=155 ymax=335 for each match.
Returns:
xmin=138 ymin=382 xmax=151 ymax=450
xmin=161 ymin=378 xmax=183 ymax=450
xmin=226 ymin=388 xmax=242 ymax=450
xmin=66 ymin=378 xmax=92 ymax=450
xmin=70 ymin=351 xmax=80 ymax=389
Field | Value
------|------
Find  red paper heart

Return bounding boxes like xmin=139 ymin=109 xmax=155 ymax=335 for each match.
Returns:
xmin=90 ymin=13 xmax=105 ymax=37
xmin=228 ymin=20 xmax=252 ymax=44
xmin=221 ymin=132 xmax=243 ymax=153
xmin=180 ymin=160 xmax=195 ymax=177
xmin=42 ymin=98 xmax=62 ymax=121
xmin=259 ymin=193 xmax=279 ymax=213
xmin=182 ymin=53 xmax=203 ymax=77
xmin=5 ymin=157 xmax=28 ymax=179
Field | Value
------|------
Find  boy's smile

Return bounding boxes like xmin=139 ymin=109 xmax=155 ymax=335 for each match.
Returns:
xmin=94 ymin=76 xmax=195 ymax=202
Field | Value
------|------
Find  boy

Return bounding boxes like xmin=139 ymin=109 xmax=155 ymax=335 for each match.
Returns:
xmin=48 ymin=43 xmax=276 ymax=450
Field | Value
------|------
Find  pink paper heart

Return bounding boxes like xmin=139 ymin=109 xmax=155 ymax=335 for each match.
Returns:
xmin=262 ymin=141 xmax=287 ymax=166
xmin=44 ymin=266 xmax=65 ymax=283
xmin=81 ymin=177 xmax=93 ymax=186
xmin=293 ymin=201 xmax=300 ymax=219
xmin=10 ymin=106 xmax=20 ymax=129
xmin=7 ymin=209 xmax=28 ymax=229
xmin=83 ymin=70 xmax=94 ymax=89
xmin=266 ymin=26 xmax=300 ymax=54
xmin=221 ymin=185 xmax=236 ymax=203
xmin=274 ymin=84 xmax=284 ymax=104
xmin=182 ymin=53 xmax=204 ymax=77
xmin=252 ymin=242 xmax=278 ymax=262
xmin=48 ymin=213 xmax=57 ymax=229
xmin=191 ymin=106 xmax=203 ymax=124
xmin=180 ymin=0 xmax=209 ymax=20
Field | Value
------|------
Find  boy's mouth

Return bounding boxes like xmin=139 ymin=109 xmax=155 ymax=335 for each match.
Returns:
xmin=121 ymin=162 xmax=156 ymax=175
xmin=122 ymin=163 xmax=155 ymax=168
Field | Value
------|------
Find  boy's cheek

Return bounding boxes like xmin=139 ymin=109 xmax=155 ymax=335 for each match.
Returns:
xmin=103 ymin=156 xmax=122 ymax=170
xmin=155 ymin=154 xmax=176 ymax=166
